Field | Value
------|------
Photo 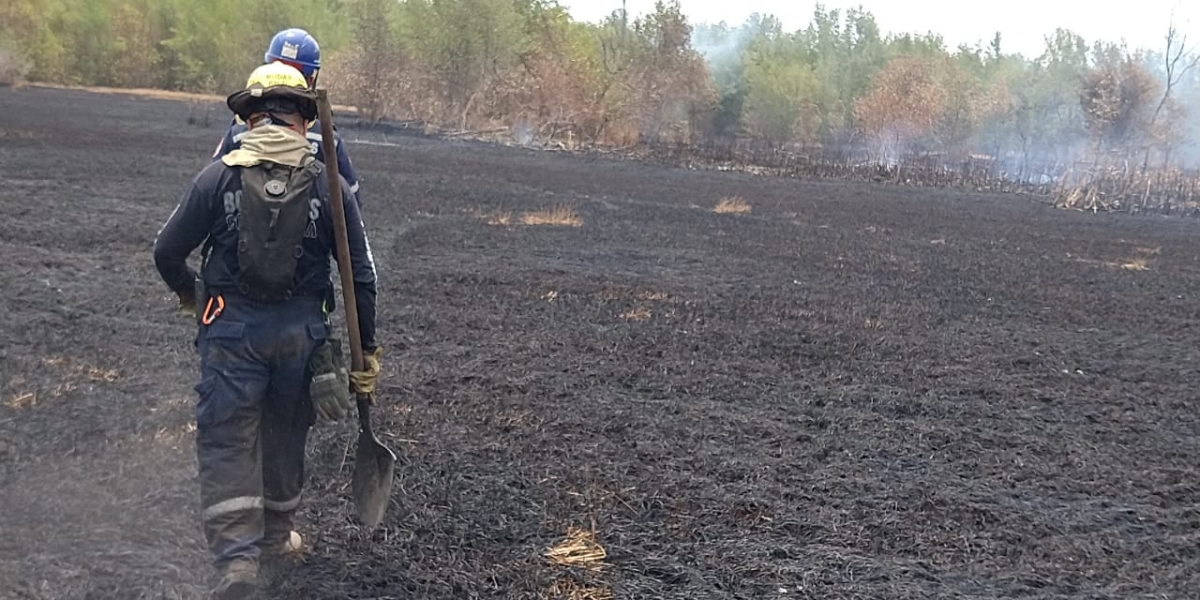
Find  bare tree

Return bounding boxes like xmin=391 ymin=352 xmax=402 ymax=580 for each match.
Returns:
xmin=1144 ymin=18 xmax=1200 ymax=169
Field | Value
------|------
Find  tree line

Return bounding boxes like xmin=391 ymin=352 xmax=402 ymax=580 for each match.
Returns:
xmin=3 ymin=0 xmax=1199 ymax=179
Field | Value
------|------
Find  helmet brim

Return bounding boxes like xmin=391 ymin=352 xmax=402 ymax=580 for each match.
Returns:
xmin=227 ymin=85 xmax=318 ymax=121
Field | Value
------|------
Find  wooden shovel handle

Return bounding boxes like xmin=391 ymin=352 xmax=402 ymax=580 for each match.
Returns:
xmin=315 ymin=89 xmax=365 ymax=375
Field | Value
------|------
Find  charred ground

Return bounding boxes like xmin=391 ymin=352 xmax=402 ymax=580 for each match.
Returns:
xmin=2 ymin=87 xmax=1200 ymax=599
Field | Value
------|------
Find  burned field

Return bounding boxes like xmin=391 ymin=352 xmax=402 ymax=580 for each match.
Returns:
xmin=3 ymin=86 xmax=1200 ymax=599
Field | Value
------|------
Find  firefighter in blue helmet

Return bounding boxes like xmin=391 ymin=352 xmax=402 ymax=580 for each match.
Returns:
xmin=212 ymin=28 xmax=364 ymax=210
xmin=264 ymin=27 xmax=322 ymax=88
xmin=155 ymin=62 xmax=382 ymax=599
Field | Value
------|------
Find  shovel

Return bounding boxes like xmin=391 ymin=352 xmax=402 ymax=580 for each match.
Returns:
xmin=316 ymin=89 xmax=397 ymax=528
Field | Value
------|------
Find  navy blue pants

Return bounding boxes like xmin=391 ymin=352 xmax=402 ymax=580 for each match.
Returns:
xmin=193 ymin=294 xmax=327 ymax=569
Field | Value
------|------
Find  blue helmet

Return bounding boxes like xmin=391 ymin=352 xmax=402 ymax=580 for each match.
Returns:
xmin=264 ymin=28 xmax=321 ymax=85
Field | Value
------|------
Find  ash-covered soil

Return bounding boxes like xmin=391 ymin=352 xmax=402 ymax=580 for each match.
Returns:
xmin=2 ymin=86 xmax=1200 ymax=599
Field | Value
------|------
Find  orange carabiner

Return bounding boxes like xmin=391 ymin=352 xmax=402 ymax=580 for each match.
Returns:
xmin=201 ymin=294 xmax=225 ymax=325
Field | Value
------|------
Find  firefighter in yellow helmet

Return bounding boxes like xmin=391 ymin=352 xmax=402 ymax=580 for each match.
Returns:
xmin=212 ymin=54 xmax=364 ymax=209
xmin=155 ymin=62 xmax=381 ymax=599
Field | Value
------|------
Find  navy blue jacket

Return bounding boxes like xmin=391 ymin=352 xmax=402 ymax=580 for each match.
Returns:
xmin=213 ymin=119 xmax=363 ymax=208
xmin=154 ymin=159 xmax=377 ymax=349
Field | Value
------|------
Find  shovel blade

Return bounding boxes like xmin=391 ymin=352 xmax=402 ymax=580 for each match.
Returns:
xmin=352 ymin=430 xmax=396 ymax=527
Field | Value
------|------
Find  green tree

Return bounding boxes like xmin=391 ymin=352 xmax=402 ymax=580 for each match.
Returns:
xmin=399 ymin=0 xmax=529 ymax=126
xmin=802 ymin=6 xmax=888 ymax=142
xmin=740 ymin=29 xmax=818 ymax=144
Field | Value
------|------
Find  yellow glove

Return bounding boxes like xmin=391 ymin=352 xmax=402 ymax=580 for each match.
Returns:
xmin=349 ymin=346 xmax=383 ymax=397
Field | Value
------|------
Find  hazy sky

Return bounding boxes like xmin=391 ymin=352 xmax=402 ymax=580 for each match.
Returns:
xmin=558 ymin=0 xmax=1200 ymax=58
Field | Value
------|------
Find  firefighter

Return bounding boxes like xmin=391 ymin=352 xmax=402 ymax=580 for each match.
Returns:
xmin=154 ymin=62 xmax=381 ymax=599
xmin=211 ymin=28 xmax=364 ymax=209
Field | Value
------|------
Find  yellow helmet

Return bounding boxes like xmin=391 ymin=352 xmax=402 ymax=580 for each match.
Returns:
xmin=244 ymin=61 xmax=308 ymax=89
xmin=226 ymin=62 xmax=317 ymax=121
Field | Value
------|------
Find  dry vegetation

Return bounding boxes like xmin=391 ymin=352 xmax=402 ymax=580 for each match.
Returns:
xmin=1066 ymin=244 xmax=1162 ymax=271
xmin=636 ymin=291 xmax=668 ymax=301
xmin=472 ymin=205 xmax=583 ymax=227
xmin=6 ymin=0 xmax=1200 ymax=221
xmin=619 ymin=306 xmax=652 ymax=322
xmin=0 ymin=45 xmax=30 ymax=87
xmin=713 ymin=196 xmax=752 ymax=214
xmin=4 ymin=391 xmax=37 ymax=410
xmin=543 ymin=579 xmax=613 ymax=600
xmin=4 ymin=356 xmax=120 ymax=410
xmin=519 ymin=206 xmax=583 ymax=227
xmin=1110 ymin=246 xmax=1161 ymax=271
xmin=29 ymin=82 xmax=223 ymax=103
xmin=545 ymin=527 xmax=607 ymax=571
xmin=542 ymin=529 xmax=610 ymax=600
xmin=471 ymin=208 xmax=514 ymax=226
xmin=1055 ymin=171 xmax=1200 ymax=214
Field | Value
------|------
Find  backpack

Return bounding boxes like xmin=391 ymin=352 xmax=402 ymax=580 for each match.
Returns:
xmin=235 ymin=161 xmax=322 ymax=303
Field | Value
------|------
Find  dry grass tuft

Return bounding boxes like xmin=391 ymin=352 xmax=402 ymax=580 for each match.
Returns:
xmin=5 ymin=384 xmax=78 ymax=409
xmin=1108 ymin=246 xmax=1160 ymax=272
xmin=87 ymin=366 xmax=121 ymax=382
xmin=521 ymin=205 xmax=583 ymax=227
xmin=546 ymin=527 xmax=607 ymax=571
xmin=544 ymin=579 xmax=613 ymax=600
xmin=598 ymin=288 xmax=669 ymax=302
xmin=620 ymin=306 xmax=651 ymax=322
xmin=597 ymin=287 xmax=623 ymax=301
xmin=713 ymin=196 xmax=751 ymax=214
xmin=474 ymin=209 xmax=513 ymax=226
xmin=4 ymin=356 xmax=121 ymax=409
xmin=42 ymin=356 xmax=120 ymax=382
xmin=636 ymin=291 xmax=668 ymax=301
xmin=152 ymin=422 xmax=198 ymax=445
xmin=1116 ymin=258 xmax=1151 ymax=271
xmin=5 ymin=392 xmax=37 ymax=410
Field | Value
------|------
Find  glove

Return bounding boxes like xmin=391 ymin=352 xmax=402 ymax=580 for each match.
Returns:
xmin=313 ymin=374 xmax=352 ymax=421
xmin=177 ymin=290 xmax=197 ymax=318
xmin=349 ymin=346 xmax=383 ymax=399
xmin=309 ymin=338 xmax=352 ymax=421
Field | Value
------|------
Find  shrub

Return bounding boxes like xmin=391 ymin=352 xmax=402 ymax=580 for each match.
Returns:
xmin=0 ymin=45 xmax=31 ymax=87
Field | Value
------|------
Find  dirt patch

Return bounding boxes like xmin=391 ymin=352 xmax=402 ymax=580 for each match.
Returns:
xmin=29 ymin=82 xmax=226 ymax=103
xmin=3 ymin=85 xmax=1200 ymax=599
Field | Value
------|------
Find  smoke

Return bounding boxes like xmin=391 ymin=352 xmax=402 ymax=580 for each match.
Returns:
xmin=512 ymin=119 xmax=535 ymax=146
xmin=1173 ymin=66 xmax=1200 ymax=166
xmin=692 ymin=25 xmax=749 ymax=71
xmin=690 ymin=19 xmax=758 ymax=91
xmin=685 ymin=13 xmax=1200 ymax=182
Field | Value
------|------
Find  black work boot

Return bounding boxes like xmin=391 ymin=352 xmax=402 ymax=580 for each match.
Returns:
xmin=211 ymin=559 xmax=259 ymax=600
xmin=261 ymin=511 xmax=304 ymax=587
xmin=263 ymin=508 xmax=304 ymax=557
